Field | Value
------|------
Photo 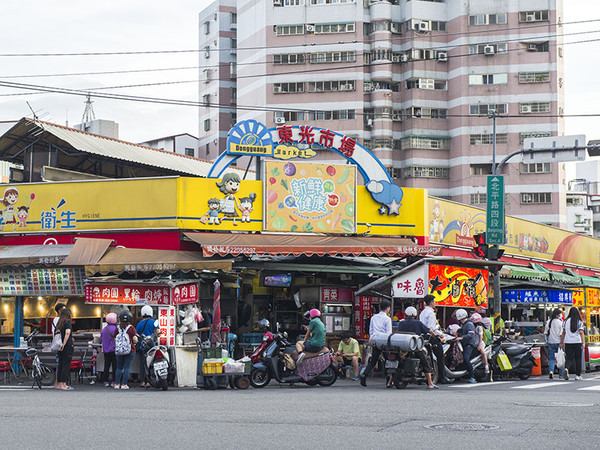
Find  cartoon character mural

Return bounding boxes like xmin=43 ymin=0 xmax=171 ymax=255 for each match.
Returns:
xmin=0 ymin=187 xmax=19 ymax=231
xmin=17 ymin=206 xmax=29 ymax=228
xmin=429 ymin=200 xmax=445 ymax=241
xmin=366 ymin=180 xmax=404 ymax=215
xmin=216 ymin=172 xmax=242 ymax=226
xmin=202 ymin=198 xmax=221 ymax=225
xmin=238 ymin=196 xmax=254 ymax=223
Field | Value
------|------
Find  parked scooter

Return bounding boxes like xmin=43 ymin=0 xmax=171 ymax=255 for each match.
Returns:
xmin=441 ymin=334 xmax=491 ymax=382
xmin=141 ymin=334 xmax=173 ymax=390
xmin=489 ymin=335 xmax=534 ymax=380
xmin=250 ymin=331 xmax=337 ymax=388
xmin=384 ymin=335 xmax=437 ymax=389
xmin=249 ymin=319 xmax=275 ymax=365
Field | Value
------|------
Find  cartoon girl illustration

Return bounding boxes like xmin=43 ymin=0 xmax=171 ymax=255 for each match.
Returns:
xmin=238 ymin=196 xmax=254 ymax=223
xmin=429 ymin=200 xmax=444 ymax=242
xmin=216 ymin=173 xmax=241 ymax=226
xmin=17 ymin=206 xmax=29 ymax=228
xmin=206 ymin=198 xmax=221 ymax=225
xmin=0 ymin=187 xmax=19 ymax=231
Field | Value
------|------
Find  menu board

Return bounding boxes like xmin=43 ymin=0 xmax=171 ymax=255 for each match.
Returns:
xmin=0 ymin=267 xmax=84 ymax=296
xmin=85 ymin=284 xmax=171 ymax=305
xmin=158 ymin=306 xmax=176 ymax=346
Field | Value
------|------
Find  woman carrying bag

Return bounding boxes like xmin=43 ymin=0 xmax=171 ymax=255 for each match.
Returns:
xmin=545 ymin=308 xmax=564 ymax=379
xmin=55 ymin=308 xmax=74 ymax=390
xmin=560 ymin=307 xmax=585 ymax=381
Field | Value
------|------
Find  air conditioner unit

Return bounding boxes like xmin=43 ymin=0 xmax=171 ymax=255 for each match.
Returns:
xmin=366 ymin=118 xmax=373 ymax=127
xmin=416 ymin=21 xmax=429 ymax=32
xmin=527 ymin=44 xmax=538 ymax=52
xmin=437 ymin=52 xmax=448 ymax=62
xmin=400 ymin=54 xmax=408 ymax=63
xmin=392 ymin=114 xmax=403 ymax=122
xmin=390 ymin=23 xmax=400 ymax=33
xmin=483 ymin=45 xmax=495 ymax=55
xmin=523 ymin=193 xmax=533 ymax=202
xmin=273 ymin=86 xmax=282 ymax=93
xmin=306 ymin=25 xmax=315 ymax=32
xmin=526 ymin=14 xmax=535 ymax=22
xmin=392 ymin=55 xmax=400 ymax=63
xmin=275 ymin=117 xmax=286 ymax=124
xmin=273 ymin=0 xmax=283 ymax=6
xmin=520 ymin=105 xmax=532 ymax=113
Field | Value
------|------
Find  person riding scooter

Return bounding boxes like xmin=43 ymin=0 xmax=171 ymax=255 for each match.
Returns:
xmin=395 ymin=306 xmax=439 ymax=389
xmin=456 ymin=308 xmax=478 ymax=383
xmin=296 ymin=308 xmax=326 ymax=365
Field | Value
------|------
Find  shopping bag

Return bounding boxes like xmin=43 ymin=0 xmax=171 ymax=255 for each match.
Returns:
xmin=50 ymin=331 xmax=63 ymax=352
xmin=497 ymin=351 xmax=512 ymax=371
xmin=555 ymin=348 xmax=566 ymax=369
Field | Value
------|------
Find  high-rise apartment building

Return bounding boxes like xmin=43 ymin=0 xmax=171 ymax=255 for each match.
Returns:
xmin=199 ymin=0 xmax=565 ymax=226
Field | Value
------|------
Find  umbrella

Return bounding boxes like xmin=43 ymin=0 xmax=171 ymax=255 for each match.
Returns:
xmin=210 ymin=279 xmax=221 ymax=346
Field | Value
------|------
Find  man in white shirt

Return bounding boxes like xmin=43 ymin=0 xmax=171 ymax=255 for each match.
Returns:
xmin=419 ymin=295 xmax=449 ymax=383
xmin=360 ymin=300 xmax=391 ymax=387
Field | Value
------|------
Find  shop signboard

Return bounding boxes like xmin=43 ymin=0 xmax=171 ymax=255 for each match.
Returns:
xmin=486 ymin=175 xmax=505 ymax=245
xmin=354 ymin=296 xmax=371 ymax=339
xmin=172 ymin=282 xmax=199 ymax=305
xmin=587 ymin=288 xmax=600 ymax=307
xmin=321 ymin=287 xmax=353 ymax=303
xmin=0 ymin=267 xmax=84 ymax=296
xmin=85 ymin=284 xmax=171 ymax=305
xmin=392 ymin=265 xmax=428 ymax=298
xmin=429 ymin=264 xmax=488 ymax=308
xmin=264 ymin=161 xmax=356 ymax=234
xmin=158 ymin=306 xmax=176 ymax=346
xmin=502 ymin=289 xmax=573 ymax=304
xmin=573 ymin=289 xmax=585 ymax=307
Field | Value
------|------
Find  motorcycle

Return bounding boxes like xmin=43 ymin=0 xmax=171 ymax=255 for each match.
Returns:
xmin=249 ymin=330 xmax=275 ymax=364
xmin=383 ymin=335 xmax=437 ymax=389
xmin=142 ymin=334 xmax=173 ymax=390
xmin=489 ymin=335 xmax=535 ymax=380
xmin=250 ymin=332 xmax=337 ymax=388
xmin=442 ymin=334 xmax=492 ymax=382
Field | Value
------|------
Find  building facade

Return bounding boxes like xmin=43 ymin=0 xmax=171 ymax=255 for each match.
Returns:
xmin=139 ymin=133 xmax=199 ymax=157
xmin=200 ymin=0 xmax=565 ymax=225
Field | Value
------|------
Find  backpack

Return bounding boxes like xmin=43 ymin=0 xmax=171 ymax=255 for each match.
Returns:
xmin=482 ymin=327 xmax=492 ymax=346
xmin=115 ymin=325 xmax=132 ymax=356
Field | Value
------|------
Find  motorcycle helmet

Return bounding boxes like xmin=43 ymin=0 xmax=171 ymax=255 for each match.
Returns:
xmin=405 ymin=306 xmax=418 ymax=317
xmin=309 ymin=308 xmax=321 ymax=318
xmin=141 ymin=305 xmax=153 ymax=318
xmin=455 ymin=308 xmax=468 ymax=321
xmin=482 ymin=317 xmax=493 ymax=331
xmin=448 ymin=324 xmax=460 ymax=336
xmin=476 ymin=306 xmax=486 ymax=315
xmin=119 ymin=310 xmax=133 ymax=323
xmin=258 ymin=318 xmax=270 ymax=332
xmin=471 ymin=312 xmax=482 ymax=324
xmin=106 ymin=312 xmax=117 ymax=325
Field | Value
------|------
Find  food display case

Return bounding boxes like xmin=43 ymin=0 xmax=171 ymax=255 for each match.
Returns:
xmin=320 ymin=287 xmax=354 ymax=336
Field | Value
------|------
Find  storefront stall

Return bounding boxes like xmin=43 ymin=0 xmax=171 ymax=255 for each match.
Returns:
xmin=573 ymin=285 xmax=600 ymax=370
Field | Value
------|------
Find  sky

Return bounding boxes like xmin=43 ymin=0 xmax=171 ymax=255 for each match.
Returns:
xmin=0 ymin=0 xmax=598 ymax=151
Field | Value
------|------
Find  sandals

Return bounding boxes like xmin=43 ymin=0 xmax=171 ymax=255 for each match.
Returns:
xmin=427 ymin=385 xmax=439 ymax=390
xmin=61 ymin=386 xmax=74 ymax=390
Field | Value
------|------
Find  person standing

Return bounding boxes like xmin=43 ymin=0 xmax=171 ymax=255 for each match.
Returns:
xmin=51 ymin=303 xmax=66 ymax=388
xmin=360 ymin=300 xmax=392 ymax=387
xmin=100 ymin=312 xmax=118 ymax=387
xmin=545 ymin=308 xmax=564 ymax=379
xmin=456 ymin=308 xmax=478 ymax=383
xmin=136 ymin=305 xmax=159 ymax=388
xmin=560 ymin=307 xmax=585 ymax=381
xmin=419 ymin=295 xmax=449 ymax=383
xmin=114 ymin=310 xmax=138 ymax=390
xmin=55 ymin=308 xmax=74 ymax=390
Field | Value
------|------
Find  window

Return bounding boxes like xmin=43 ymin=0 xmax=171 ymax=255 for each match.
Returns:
xmin=519 ymin=10 xmax=550 ymax=22
xmin=274 ymin=53 xmax=306 ymax=64
xmin=281 ymin=0 xmax=304 ymax=5
xmin=366 ymin=21 xmax=402 ymax=34
xmin=230 ymin=62 xmax=236 ymax=76
xmin=275 ymin=111 xmax=306 ymax=122
xmin=401 ymin=137 xmax=450 ymax=150
xmin=519 ymin=131 xmax=551 ymax=144
xmin=230 ymin=38 xmax=237 ymax=52
xmin=405 ymin=107 xmax=447 ymax=119
xmin=310 ymin=0 xmax=355 ymax=4
xmin=273 ymin=82 xmax=305 ymax=94
xmin=203 ymin=69 xmax=210 ymax=83
xmin=469 ymin=43 xmax=507 ymax=54
xmin=470 ymin=193 xmax=487 ymax=204
xmin=521 ymin=192 xmax=551 ymax=204
xmin=403 ymin=166 xmax=450 ymax=179
xmin=519 ymin=72 xmax=550 ymax=83
xmin=307 ymin=80 xmax=355 ymax=92
xmin=309 ymin=109 xmax=355 ymax=120
xmin=519 ymin=102 xmax=551 ymax=113
xmin=314 ymin=23 xmax=355 ymax=34
xmin=520 ymin=162 xmax=551 ymax=174
xmin=203 ymin=119 xmax=210 ymax=131
xmin=202 ymin=94 xmax=210 ymax=106
xmin=205 ymin=143 xmax=210 ymax=157
xmin=230 ymin=12 xmax=237 ymax=24
xmin=310 ymin=51 xmax=355 ymax=63
xmin=405 ymin=19 xmax=446 ymax=31
xmin=364 ymin=82 xmax=400 ymax=92
xmin=470 ymin=104 xmax=508 ymax=115
xmin=372 ymin=138 xmax=394 ymax=148
xmin=204 ymin=21 xmax=210 ymax=35
xmin=527 ymin=42 xmax=549 ymax=52
xmin=204 ymin=46 xmax=211 ymax=59
xmin=469 ymin=73 xmax=508 ymax=85
xmin=469 ymin=13 xmax=507 ymax=26
xmin=230 ymin=112 xmax=237 ymax=127
xmin=185 ymin=148 xmax=195 ymax=157
xmin=470 ymin=134 xmax=508 ymax=145
xmin=470 ymin=164 xmax=493 ymax=175
xmin=275 ymin=25 xmax=304 ymax=36
xmin=231 ymin=88 xmax=236 ymax=102
xmin=408 ymin=48 xmax=447 ymax=61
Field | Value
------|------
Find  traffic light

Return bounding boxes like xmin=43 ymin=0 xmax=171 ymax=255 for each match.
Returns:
xmin=488 ymin=246 xmax=505 ymax=260
xmin=472 ymin=233 xmax=488 ymax=259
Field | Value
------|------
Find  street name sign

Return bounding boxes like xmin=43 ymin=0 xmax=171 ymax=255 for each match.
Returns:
xmin=486 ymin=175 xmax=505 ymax=245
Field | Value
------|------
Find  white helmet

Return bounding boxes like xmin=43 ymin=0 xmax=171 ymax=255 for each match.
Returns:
xmin=141 ymin=305 xmax=153 ymax=318
xmin=455 ymin=309 xmax=468 ymax=321
xmin=405 ymin=306 xmax=418 ymax=317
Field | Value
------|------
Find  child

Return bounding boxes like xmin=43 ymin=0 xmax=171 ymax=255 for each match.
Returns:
xmin=206 ymin=198 xmax=221 ymax=225
xmin=238 ymin=196 xmax=254 ymax=223
xmin=471 ymin=312 xmax=491 ymax=378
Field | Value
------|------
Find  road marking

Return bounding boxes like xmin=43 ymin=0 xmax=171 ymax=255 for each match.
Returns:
xmin=576 ymin=385 xmax=600 ymax=391
xmin=513 ymin=382 xmax=573 ymax=389
xmin=449 ymin=381 xmax=514 ymax=388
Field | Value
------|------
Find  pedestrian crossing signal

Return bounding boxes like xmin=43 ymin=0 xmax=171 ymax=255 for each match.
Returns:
xmin=473 ymin=233 xmax=488 ymax=259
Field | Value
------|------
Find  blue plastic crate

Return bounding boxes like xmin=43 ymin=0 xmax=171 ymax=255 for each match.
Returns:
xmin=241 ymin=333 xmax=264 ymax=344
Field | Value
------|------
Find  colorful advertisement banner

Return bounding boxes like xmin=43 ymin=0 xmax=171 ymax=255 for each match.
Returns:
xmin=0 ymin=268 xmax=84 ymax=296
xmin=502 ymin=289 xmax=573 ymax=304
xmin=429 ymin=197 xmax=600 ymax=269
xmin=264 ymin=161 xmax=356 ymax=234
xmin=172 ymin=282 xmax=199 ymax=305
xmin=428 ymin=264 xmax=488 ymax=308
xmin=354 ymin=296 xmax=372 ymax=339
xmin=158 ymin=306 xmax=176 ymax=346
xmin=85 ymin=284 xmax=171 ymax=305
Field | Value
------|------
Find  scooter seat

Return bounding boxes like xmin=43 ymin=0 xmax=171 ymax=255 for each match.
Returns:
xmin=504 ymin=344 xmax=529 ymax=356
xmin=303 ymin=347 xmax=329 ymax=360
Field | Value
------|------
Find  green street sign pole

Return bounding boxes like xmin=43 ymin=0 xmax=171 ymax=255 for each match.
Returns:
xmin=487 ymin=174 xmax=505 ymax=332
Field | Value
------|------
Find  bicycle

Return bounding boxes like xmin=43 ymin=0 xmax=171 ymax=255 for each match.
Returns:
xmin=19 ymin=330 xmax=56 ymax=389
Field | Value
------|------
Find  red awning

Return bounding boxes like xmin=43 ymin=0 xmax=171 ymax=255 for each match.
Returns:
xmin=183 ymin=232 xmax=441 ymax=258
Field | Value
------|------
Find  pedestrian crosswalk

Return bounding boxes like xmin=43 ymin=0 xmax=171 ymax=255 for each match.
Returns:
xmin=448 ymin=378 xmax=600 ymax=391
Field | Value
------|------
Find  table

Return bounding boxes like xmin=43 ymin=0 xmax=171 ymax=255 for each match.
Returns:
xmin=0 ymin=346 xmax=29 ymax=378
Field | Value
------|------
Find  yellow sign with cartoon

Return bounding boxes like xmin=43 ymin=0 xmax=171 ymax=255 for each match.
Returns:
xmin=264 ymin=161 xmax=356 ymax=233
xmin=429 ymin=197 xmax=600 ymax=269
